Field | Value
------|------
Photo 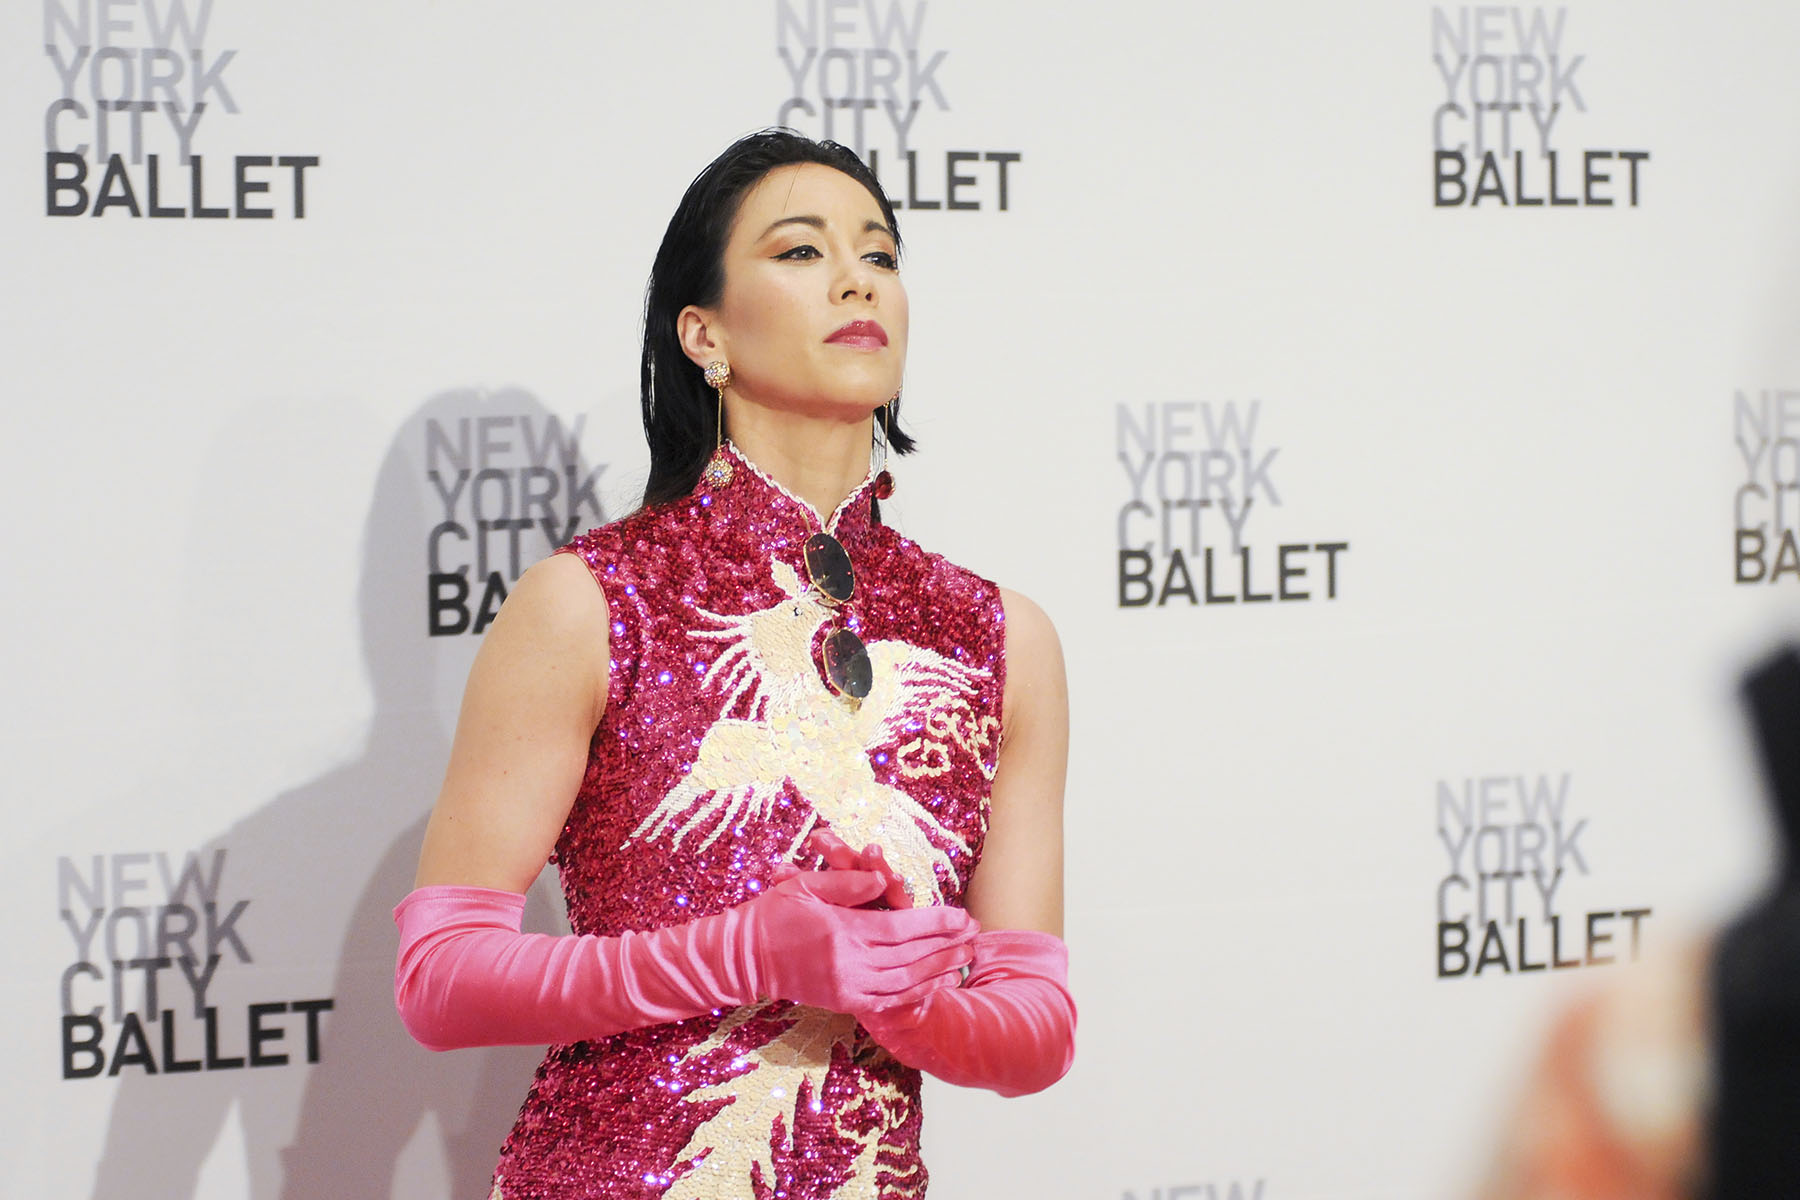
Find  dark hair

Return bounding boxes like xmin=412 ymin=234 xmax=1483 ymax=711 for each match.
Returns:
xmin=639 ymin=128 xmax=915 ymax=511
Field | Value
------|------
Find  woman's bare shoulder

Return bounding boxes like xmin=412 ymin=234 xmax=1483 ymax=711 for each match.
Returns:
xmin=513 ymin=550 xmax=612 ymax=630
xmin=994 ymin=586 xmax=1066 ymax=740
xmin=470 ymin=553 xmax=613 ymax=721
xmin=996 ymin=586 xmax=1059 ymax=649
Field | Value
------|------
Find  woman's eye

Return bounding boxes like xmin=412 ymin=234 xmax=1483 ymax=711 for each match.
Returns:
xmin=864 ymin=251 xmax=898 ymax=271
xmin=775 ymin=244 xmax=821 ymax=260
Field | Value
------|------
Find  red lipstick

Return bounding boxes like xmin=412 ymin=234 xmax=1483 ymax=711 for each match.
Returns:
xmin=826 ymin=320 xmax=888 ymax=349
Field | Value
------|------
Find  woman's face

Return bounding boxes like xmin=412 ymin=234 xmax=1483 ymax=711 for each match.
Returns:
xmin=687 ymin=162 xmax=907 ymax=421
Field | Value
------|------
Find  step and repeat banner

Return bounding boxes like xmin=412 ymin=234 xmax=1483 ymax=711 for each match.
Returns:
xmin=5 ymin=2 xmax=1799 ymax=1198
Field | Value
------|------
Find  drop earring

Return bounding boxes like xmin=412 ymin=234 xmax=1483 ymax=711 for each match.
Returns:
xmin=873 ymin=395 xmax=896 ymax=499
xmin=701 ymin=361 xmax=733 ymax=487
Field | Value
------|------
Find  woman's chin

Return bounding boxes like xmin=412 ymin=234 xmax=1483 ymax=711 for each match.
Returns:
xmin=751 ymin=385 xmax=899 ymax=422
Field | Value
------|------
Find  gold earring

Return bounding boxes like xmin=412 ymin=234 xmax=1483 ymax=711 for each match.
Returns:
xmin=701 ymin=361 xmax=733 ymax=487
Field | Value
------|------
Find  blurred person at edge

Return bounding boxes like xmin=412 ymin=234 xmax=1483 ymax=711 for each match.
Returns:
xmin=390 ymin=129 xmax=1075 ymax=1199
xmin=1477 ymin=647 xmax=1800 ymax=1200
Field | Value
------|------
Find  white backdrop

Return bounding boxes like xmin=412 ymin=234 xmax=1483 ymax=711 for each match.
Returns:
xmin=5 ymin=2 xmax=1800 ymax=1198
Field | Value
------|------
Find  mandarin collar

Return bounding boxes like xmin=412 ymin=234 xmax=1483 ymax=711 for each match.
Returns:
xmin=694 ymin=441 xmax=879 ymax=549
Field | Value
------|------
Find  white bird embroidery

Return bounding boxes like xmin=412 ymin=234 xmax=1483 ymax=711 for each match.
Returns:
xmin=623 ymin=555 xmax=995 ymax=1198
xmin=625 ymin=557 xmax=992 ymax=906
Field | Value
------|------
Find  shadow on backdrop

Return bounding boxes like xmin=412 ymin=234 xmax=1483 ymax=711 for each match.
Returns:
xmin=87 ymin=388 xmax=595 ymax=1199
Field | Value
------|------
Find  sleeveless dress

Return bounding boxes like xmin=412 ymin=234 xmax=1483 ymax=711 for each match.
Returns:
xmin=489 ymin=443 xmax=1008 ymax=1200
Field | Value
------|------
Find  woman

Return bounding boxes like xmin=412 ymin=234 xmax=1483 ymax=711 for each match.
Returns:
xmin=393 ymin=129 xmax=1074 ymax=1199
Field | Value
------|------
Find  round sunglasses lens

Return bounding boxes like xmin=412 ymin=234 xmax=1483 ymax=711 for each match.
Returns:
xmin=821 ymin=627 xmax=872 ymax=699
xmin=803 ymin=533 xmax=855 ymax=604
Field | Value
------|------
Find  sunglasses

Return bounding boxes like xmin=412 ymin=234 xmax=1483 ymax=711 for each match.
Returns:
xmin=804 ymin=532 xmax=872 ymax=700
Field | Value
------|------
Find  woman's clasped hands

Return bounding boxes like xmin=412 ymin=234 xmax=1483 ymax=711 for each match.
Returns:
xmin=784 ymin=829 xmax=1078 ymax=1098
xmin=745 ymin=828 xmax=975 ymax=1015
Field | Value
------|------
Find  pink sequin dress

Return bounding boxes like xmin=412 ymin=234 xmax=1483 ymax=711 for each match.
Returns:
xmin=489 ymin=444 xmax=1007 ymax=1200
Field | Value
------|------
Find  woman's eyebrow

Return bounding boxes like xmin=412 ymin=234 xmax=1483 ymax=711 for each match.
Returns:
xmin=759 ymin=214 xmax=826 ymax=239
xmin=757 ymin=215 xmax=896 ymax=241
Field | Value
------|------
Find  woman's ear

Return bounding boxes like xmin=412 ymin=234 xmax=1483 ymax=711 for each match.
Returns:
xmin=677 ymin=305 xmax=726 ymax=371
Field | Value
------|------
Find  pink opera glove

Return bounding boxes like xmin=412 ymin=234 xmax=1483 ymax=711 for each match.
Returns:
xmin=799 ymin=828 xmax=1077 ymax=1098
xmin=393 ymin=873 xmax=976 ymax=1052
xmin=856 ymin=928 xmax=1077 ymax=1098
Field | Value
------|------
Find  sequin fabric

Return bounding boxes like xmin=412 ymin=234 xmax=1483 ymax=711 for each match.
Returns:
xmin=490 ymin=442 xmax=1007 ymax=1199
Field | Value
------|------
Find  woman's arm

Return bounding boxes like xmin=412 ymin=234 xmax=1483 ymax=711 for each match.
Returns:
xmin=413 ymin=552 xmax=610 ymax=893
xmin=964 ymin=586 xmax=1069 ymax=936
xmin=855 ymin=586 xmax=1076 ymax=1096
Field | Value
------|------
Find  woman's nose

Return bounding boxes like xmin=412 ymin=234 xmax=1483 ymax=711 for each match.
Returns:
xmin=835 ymin=258 xmax=877 ymax=302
